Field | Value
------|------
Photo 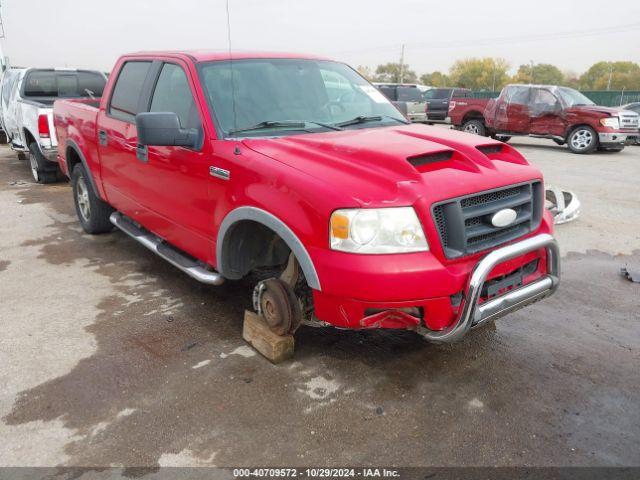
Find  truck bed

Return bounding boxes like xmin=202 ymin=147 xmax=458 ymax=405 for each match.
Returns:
xmin=53 ymin=97 xmax=102 ymax=175
xmin=448 ymin=97 xmax=491 ymax=127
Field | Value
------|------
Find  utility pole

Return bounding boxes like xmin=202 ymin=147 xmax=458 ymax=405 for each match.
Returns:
xmin=607 ymin=63 xmax=613 ymax=91
xmin=399 ymin=44 xmax=405 ymax=84
xmin=530 ymin=60 xmax=535 ymax=84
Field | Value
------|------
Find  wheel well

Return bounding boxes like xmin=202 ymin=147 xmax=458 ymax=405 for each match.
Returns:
xmin=66 ymin=146 xmax=82 ymax=173
xmin=23 ymin=128 xmax=36 ymax=148
xmin=565 ymin=124 xmax=595 ymax=141
xmin=462 ymin=112 xmax=485 ymax=125
xmin=219 ymin=220 xmax=291 ymax=280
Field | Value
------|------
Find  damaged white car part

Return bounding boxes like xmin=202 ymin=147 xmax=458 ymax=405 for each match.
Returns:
xmin=545 ymin=186 xmax=581 ymax=224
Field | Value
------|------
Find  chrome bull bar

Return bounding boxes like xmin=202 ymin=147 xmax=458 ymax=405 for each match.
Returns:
xmin=418 ymin=233 xmax=560 ymax=342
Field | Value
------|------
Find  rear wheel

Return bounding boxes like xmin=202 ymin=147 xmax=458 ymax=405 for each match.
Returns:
xmin=71 ymin=163 xmax=114 ymax=234
xmin=462 ymin=119 xmax=486 ymax=136
xmin=28 ymin=143 xmax=59 ymax=183
xmin=567 ymin=126 xmax=598 ymax=154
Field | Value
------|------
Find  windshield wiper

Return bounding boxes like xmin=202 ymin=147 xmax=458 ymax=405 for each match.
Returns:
xmin=335 ymin=115 xmax=409 ymax=128
xmin=228 ymin=121 xmax=308 ymax=136
xmin=305 ymin=120 xmax=343 ymax=131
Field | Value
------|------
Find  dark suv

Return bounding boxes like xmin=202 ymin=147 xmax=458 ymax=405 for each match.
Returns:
xmin=423 ymin=87 xmax=472 ymax=123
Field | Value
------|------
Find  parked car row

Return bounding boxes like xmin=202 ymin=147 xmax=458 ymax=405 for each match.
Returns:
xmin=448 ymin=84 xmax=639 ymax=153
xmin=371 ymin=80 xmax=639 ymax=154
xmin=0 ymin=67 xmax=107 ymax=182
xmin=36 ymin=50 xmax=560 ymax=351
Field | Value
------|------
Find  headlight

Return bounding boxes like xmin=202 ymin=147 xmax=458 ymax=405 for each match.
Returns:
xmin=330 ymin=207 xmax=429 ymax=253
xmin=600 ymin=117 xmax=620 ymax=129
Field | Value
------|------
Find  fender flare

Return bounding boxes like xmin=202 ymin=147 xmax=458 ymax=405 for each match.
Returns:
xmin=65 ymin=139 xmax=102 ymax=199
xmin=216 ymin=206 xmax=321 ymax=291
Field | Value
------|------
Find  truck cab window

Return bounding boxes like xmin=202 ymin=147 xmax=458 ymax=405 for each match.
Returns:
xmin=150 ymin=63 xmax=201 ymax=130
xmin=109 ymin=61 xmax=152 ymax=122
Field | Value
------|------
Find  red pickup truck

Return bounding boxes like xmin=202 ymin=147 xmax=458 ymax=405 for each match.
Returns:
xmin=53 ymin=51 xmax=559 ymax=344
xmin=449 ymin=84 xmax=639 ymax=153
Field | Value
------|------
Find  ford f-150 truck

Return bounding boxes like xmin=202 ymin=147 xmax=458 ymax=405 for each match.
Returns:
xmin=449 ymin=84 xmax=639 ymax=153
xmin=0 ymin=67 xmax=107 ymax=183
xmin=53 ymin=51 xmax=559 ymax=345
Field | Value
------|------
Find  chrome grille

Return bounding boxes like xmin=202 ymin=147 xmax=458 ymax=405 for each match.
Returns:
xmin=432 ymin=182 xmax=543 ymax=258
xmin=620 ymin=112 xmax=639 ymax=129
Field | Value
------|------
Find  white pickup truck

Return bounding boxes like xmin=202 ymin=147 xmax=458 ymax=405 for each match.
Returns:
xmin=0 ymin=68 xmax=107 ymax=183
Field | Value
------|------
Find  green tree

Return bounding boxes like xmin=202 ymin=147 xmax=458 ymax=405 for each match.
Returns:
xmin=373 ymin=62 xmax=418 ymax=84
xmin=357 ymin=65 xmax=373 ymax=81
xmin=420 ymin=71 xmax=450 ymax=87
xmin=579 ymin=61 xmax=640 ymax=90
xmin=448 ymin=57 xmax=510 ymax=91
xmin=562 ymin=70 xmax=581 ymax=89
xmin=512 ymin=63 xmax=564 ymax=85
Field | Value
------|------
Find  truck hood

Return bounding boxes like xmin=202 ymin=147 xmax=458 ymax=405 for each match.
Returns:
xmin=569 ymin=105 xmax=627 ymax=116
xmin=242 ymin=124 xmax=541 ymax=207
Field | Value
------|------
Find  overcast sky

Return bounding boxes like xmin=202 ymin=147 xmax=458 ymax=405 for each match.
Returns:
xmin=1 ymin=0 xmax=639 ymax=75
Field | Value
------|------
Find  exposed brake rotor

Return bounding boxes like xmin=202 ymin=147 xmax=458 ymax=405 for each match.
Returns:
xmin=253 ymin=278 xmax=302 ymax=336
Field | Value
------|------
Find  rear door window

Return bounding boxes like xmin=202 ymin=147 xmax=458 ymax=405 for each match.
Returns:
xmin=504 ymin=86 xmax=530 ymax=105
xmin=23 ymin=70 xmax=106 ymax=99
xmin=109 ymin=61 xmax=152 ymax=122
xmin=149 ymin=63 xmax=201 ymax=130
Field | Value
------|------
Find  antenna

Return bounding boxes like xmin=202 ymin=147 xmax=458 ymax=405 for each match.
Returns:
xmin=0 ymin=1 xmax=5 ymax=39
xmin=225 ymin=0 xmax=238 ymax=136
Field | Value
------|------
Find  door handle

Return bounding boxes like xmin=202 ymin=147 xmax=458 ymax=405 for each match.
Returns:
xmin=136 ymin=144 xmax=148 ymax=163
xmin=98 ymin=130 xmax=108 ymax=146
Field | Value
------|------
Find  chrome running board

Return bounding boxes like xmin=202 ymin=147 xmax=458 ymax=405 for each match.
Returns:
xmin=109 ymin=212 xmax=224 ymax=285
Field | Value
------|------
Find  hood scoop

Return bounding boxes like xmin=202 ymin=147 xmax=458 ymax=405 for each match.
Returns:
xmin=477 ymin=144 xmax=503 ymax=155
xmin=407 ymin=150 xmax=453 ymax=168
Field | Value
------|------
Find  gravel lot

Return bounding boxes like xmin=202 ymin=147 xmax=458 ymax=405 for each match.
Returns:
xmin=0 ymin=137 xmax=638 ymax=468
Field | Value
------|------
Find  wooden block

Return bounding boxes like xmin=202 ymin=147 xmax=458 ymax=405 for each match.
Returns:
xmin=242 ymin=310 xmax=295 ymax=364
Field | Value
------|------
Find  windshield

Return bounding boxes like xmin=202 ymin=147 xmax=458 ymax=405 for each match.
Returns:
xmin=198 ymin=59 xmax=404 ymax=137
xmin=23 ymin=70 xmax=106 ymax=99
xmin=555 ymin=87 xmax=595 ymax=107
xmin=422 ymin=88 xmax=451 ymax=100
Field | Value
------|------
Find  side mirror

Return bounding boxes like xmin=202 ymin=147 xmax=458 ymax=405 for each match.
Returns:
xmin=136 ymin=112 xmax=201 ymax=149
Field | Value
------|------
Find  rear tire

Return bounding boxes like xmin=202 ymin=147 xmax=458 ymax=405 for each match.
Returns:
xmin=71 ymin=163 xmax=114 ymax=234
xmin=28 ymin=143 xmax=59 ymax=184
xmin=462 ymin=119 xmax=486 ymax=136
xmin=567 ymin=126 xmax=598 ymax=154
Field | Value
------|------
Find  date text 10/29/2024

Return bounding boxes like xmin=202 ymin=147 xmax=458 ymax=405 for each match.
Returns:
xmin=233 ymin=468 xmax=400 ymax=478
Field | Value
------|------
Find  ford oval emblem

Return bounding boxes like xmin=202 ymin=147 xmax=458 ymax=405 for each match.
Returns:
xmin=491 ymin=208 xmax=517 ymax=227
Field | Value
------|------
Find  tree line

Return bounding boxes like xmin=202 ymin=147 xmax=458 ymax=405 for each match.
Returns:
xmin=357 ymin=59 xmax=640 ymax=91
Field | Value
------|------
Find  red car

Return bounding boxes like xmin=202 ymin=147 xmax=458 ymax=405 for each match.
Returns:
xmin=449 ymin=84 xmax=639 ymax=153
xmin=53 ymin=51 xmax=559 ymax=344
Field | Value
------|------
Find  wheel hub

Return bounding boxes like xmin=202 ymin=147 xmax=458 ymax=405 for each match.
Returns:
xmin=76 ymin=177 xmax=91 ymax=221
xmin=571 ymin=129 xmax=593 ymax=150
xmin=253 ymin=278 xmax=301 ymax=335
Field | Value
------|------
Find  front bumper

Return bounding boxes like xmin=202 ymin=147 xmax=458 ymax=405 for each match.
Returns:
xmin=416 ymin=233 xmax=559 ymax=342
xmin=598 ymin=131 xmax=630 ymax=145
xmin=408 ymin=112 xmax=427 ymax=122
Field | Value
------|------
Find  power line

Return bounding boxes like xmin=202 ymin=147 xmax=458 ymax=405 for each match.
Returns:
xmin=331 ymin=21 xmax=640 ymax=56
